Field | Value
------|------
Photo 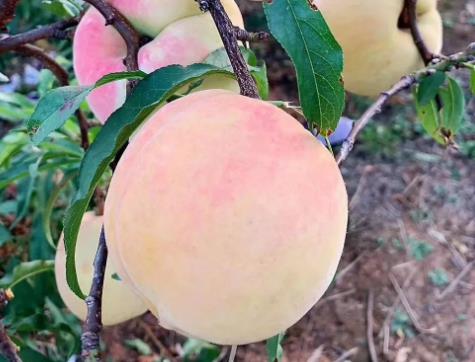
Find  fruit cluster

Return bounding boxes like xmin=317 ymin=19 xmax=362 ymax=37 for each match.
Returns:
xmin=55 ymin=0 xmax=442 ymax=345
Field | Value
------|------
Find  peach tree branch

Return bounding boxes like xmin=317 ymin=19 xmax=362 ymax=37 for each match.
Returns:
xmin=0 ymin=18 xmax=78 ymax=53
xmin=336 ymin=43 xmax=475 ymax=165
xmin=80 ymin=227 xmax=108 ymax=361
xmin=197 ymin=0 xmax=260 ymax=98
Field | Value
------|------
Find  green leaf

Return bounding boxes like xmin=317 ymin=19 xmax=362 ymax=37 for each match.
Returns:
xmin=417 ymin=71 xmax=446 ymax=105
xmin=0 ymin=92 xmax=34 ymax=108
xmin=64 ymin=64 xmax=234 ymax=298
xmin=10 ymin=156 xmax=42 ymax=229
xmin=263 ymin=0 xmax=344 ymax=133
xmin=0 ymin=224 xmax=12 ymax=246
xmin=27 ymin=71 xmax=148 ymax=146
xmin=415 ymin=91 xmax=444 ymax=144
xmin=266 ymin=332 xmax=285 ymax=362
xmin=27 ymin=85 xmax=91 ymax=145
xmin=0 ymin=260 xmax=54 ymax=289
xmin=95 ymin=71 xmax=147 ymax=88
xmin=204 ymin=47 xmax=269 ymax=99
xmin=125 ymin=339 xmax=153 ymax=356
xmin=182 ymin=339 xmax=220 ymax=362
xmin=471 ymin=69 xmax=475 ymax=95
xmin=243 ymin=48 xmax=270 ymax=100
xmin=439 ymin=77 xmax=465 ymax=134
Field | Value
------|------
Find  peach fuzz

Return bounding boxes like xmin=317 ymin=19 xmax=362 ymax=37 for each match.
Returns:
xmin=73 ymin=0 xmax=243 ymax=123
xmin=104 ymin=90 xmax=348 ymax=345
xmin=55 ymin=212 xmax=147 ymax=326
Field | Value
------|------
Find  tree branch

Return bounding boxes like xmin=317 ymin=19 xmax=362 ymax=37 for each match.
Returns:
xmin=80 ymin=227 xmax=108 ymax=361
xmin=197 ymin=0 xmax=259 ymax=99
xmin=399 ymin=0 xmax=435 ymax=65
xmin=12 ymin=43 xmax=90 ymax=149
xmin=0 ymin=18 xmax=78 ymax=54
xmin=0 ymin=289 xmax=21 ymax=362
xmin=0 ymin=0 xmax=21 ymax=30
xmin=336 ymin=43 xmax=475 ymax=165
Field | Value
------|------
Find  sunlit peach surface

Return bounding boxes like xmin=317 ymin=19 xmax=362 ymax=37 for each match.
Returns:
xmin=105 ymin=90 xmax=348 ymax=344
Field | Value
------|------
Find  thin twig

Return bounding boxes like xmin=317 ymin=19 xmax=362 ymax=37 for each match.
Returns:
xmin=437 ymin=261 xmax=474 ymax=300
xmin=366 ymin=290 xmax=379 ymax=362
xmin=400 ymin=0 xmax=435 ymax=64
xmin=139 ymin=321 xmax=174 ymax=360
xmin=0 ymin=18 xmax=78 ymax=53
xmin=12 ymin=43 xmax=69 ymax=84
xmin=12 ymin=43 xmax=90 ymax=149
xmin=233 ymin=26 xmax=269 ymax=43
xmin=0 ymin=289 xmax=21 ymax=362
xmin=0 ymin=0 xmax=21 ymax=29
xmin=333 ymin=347 xmax=358 ymax=362
xmin=197 ymin=0 xmax=259 ymax=98
xmin=389 ymin=273 xmax=436 ymax=334
xmin=80 ymin=226 xmax=108 ymax=360
xmin=336 ymin=43 xmax=475 ymax=165
xmin=317 ymin=289 xmax=356 ymax=306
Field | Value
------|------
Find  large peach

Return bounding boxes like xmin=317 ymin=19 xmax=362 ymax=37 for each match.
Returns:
xmin=104 ymin=90 xmax=348 ymax=345
xmin=73 ymin=0 xmax=243 ymax=123
xmin=314 ymin=0 xmax=443 ymax=97
xmin=55 ymin=212 xmax=147 ymax=326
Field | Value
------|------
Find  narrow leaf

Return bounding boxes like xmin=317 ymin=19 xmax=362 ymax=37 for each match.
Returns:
xmin=471 ymin=69 xmax=475 ymax=95
xmin=266 ymin=332 xmax=285 ymax=362
xmin=204 ymin=47 xmax=269 ymax=99
xmin=414 ymin=88 xmax=444 ymax=144
xmin=64 ymin=64 xmax=234 ymax=298
xmin=439 ymin=77 xmax=465 ymax=134
xmin=28 ymin=85 xmax=91 ymax=145
xmin=95 ymin=70 xmax=147 ymax=88
xmin=0 ymin=260 xmax=54 ymax=289
xmin=263 ymin=0 xmax=344 ymax=133
xmin=417 ymin=71 xmax=446 ymax=105
xmin=27 ymin=71 xmax=148 ymax=145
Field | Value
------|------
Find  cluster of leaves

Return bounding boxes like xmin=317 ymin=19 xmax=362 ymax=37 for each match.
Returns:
xmin=0 ymin=74 xmax=84 ymax=360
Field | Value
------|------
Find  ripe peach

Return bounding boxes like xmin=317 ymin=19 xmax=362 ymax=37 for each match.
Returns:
xmin=55 ymin=212 xmax=147 ymax=326
xmin=73 ymin=0 xmax=243 ymax=123
xmin=104 ymin=90 xmax=348 ymax=345
xmin=314 ymin=0 xmax=443 ymax=97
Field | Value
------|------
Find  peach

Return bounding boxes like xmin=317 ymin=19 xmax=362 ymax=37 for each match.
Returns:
xmin=73 ymin=0 xmax=243 ymax=123
xmin=104 ymin=90 xmax=348 ymax=345
xmin=314 ymin=0 xmax=443 ymax=97
xmin=55 ymin=212 xmax=147 ymax=326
